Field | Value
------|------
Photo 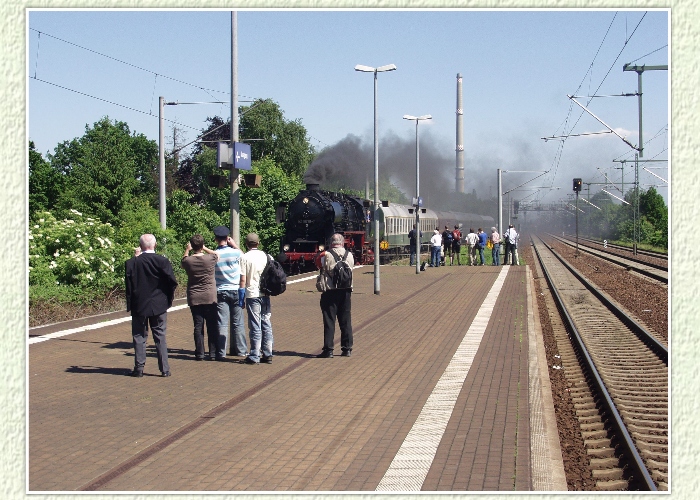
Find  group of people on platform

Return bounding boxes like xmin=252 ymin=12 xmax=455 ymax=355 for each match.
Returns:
xmin=408 ymin=224 xmax=520 ymax=268
xmin=124 ymin=228 xmax=354 ymax=378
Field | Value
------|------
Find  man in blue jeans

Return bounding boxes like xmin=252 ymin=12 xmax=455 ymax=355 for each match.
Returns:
xmin=477 ymin=228 xmax=488 ymax=265
xmin=240 ymin=233 xmax=274 ymax=365
xmin=430 ymin=229 xmax=442 ymax=267
xmin=213 ymin=226 xmax=247 ymax=360
xmin=490 ymin=227 xmax=502 ymax=266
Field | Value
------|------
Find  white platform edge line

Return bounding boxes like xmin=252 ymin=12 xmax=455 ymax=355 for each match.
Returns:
xmin=376 ymin=266 xmax=510 ymax=491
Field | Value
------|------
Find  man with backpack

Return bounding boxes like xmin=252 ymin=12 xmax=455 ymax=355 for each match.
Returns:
xmin=316 ymin=233 xmax=354 ymax=358
xmin=442 ymin=226 xmax=453 ymax=266
xmin=240 ymin=233 xmax=274 ymax=365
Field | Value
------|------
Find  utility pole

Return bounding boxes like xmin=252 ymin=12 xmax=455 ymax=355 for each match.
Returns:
xmin=230 ymin=11 xmax=240 ymax=245
xmin=623 ymin=63 xmax=668 ymax=158
xmin=634 ymin=153 xmax=639 ymax=254
xmin=497 ymin=169 xmax=502 ymax=237
xmin=159 ymin=96 xmax=166 ymax=229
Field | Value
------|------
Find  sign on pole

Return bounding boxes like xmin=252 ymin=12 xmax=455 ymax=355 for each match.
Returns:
xmin=217 ymin=141 xmax=252 ymax=171
xmin=233 ymin=142 xmax=252 ymax=171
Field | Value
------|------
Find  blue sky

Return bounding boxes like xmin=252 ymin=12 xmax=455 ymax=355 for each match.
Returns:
xmin=27 ymin=9 xmax=669 ymax=205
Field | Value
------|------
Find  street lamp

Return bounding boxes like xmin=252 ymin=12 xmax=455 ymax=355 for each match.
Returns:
xmin=355 ymin=63 xmax=396 ymax=295
xmin=403 ymin=114 xmax=431 ymax=274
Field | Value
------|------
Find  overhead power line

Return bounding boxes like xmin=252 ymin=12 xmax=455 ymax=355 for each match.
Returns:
xmin=29 ymin=27 xmax=259 ymax=101
xmin=32 ymin=76 xmax=201 ymax=131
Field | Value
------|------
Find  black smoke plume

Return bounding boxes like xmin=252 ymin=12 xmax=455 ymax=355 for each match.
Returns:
xmin=304 ymin=131 xmax=470 ymax=209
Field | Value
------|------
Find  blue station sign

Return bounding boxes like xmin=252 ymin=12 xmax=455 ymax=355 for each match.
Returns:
xmin=233 ymin=142 xmax=252 ymax=171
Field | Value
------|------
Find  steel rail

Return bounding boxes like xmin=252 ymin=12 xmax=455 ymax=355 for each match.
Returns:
xmin=545 ymin=241 xmax=668 ymax=362
xmin=531 ymin=235 xmax=658 ymax=491
xmin=549 ymin=234 xmax=668 ymax=283
xmin=564 ymin=234 xmax=668 ymax=261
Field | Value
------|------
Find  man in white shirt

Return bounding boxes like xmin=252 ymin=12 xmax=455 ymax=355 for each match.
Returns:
xmin=240 ymin=233 xmax=274 ymax=364
xmin=429 ymin=229 xmax=442 ymax=268
xmin=504 ymin=224 xmax=519 ymax=265
xmin=465 ymin=228 xmax=479 ymax=266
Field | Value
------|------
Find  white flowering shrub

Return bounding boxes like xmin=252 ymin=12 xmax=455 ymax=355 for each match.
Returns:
xmin=29 ymin=210 xmax=131 ymax=290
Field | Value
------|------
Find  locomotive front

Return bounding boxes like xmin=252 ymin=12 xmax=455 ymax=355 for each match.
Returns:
xmin=279 ymin=184 xmax=369 ymax=274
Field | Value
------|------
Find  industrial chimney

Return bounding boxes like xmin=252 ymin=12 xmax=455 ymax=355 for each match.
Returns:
xmin=455 ymin=73 xmax=465 ymax=193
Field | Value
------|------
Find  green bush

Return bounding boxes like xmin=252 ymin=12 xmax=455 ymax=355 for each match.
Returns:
xmin=29 ymin=210 xmax=132 ymax=291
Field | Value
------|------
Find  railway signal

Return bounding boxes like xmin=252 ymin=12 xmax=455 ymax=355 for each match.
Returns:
xmin=573 ymin=178 xmax=582 ymax=192
xmin=573 ymin=178 xmax=581 ymax=255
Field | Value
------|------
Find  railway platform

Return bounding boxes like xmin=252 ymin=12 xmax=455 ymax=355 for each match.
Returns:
xmin=28 ymin=263 xmax=567 ymax=493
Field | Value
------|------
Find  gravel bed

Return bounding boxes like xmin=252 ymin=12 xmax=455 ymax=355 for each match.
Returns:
xmin=520 ymin=239 xmax=596 ymax=490
xmin=522 ymin=235 xmax=669 ymax=491
xmin=546 ymin=237 xmax=668 ymax=345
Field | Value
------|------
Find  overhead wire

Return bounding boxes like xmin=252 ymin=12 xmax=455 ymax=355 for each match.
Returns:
xmin=33 ymin=76 xmax=201 ymax=132
xmin=567 ymin=12 xmax=647 ymax=138
xmin=28 ymin=28 xmax=256 ymax=99
xmin=626 ymin=44 xmax=668 ymax=65
xmin=548 ymin=12 xmax=651 ymax=191
xmin=546 ymin=12 xmax=618 ymax=185
xmin=28 ymin=27 xmax=262 ymax=138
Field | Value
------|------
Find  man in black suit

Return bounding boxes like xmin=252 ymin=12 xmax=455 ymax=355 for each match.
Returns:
xmin=125 ymin=234 xmax=178 ymax=377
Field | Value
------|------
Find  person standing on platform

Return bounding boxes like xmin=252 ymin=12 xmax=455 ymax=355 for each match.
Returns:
xmin=430 ymin=229 xmax=442 ymax=268
xmin=504 ymin=224 xmax=519 ymax=265
xmin=408 ymin=224 xmax=422 ymax=266
xmin=465 ymin=228 xmax=479 ymax=266
xmin=503 ymin=224 xmax=512 ymax=265
xmin=240 ymin=233 xmax=274 ymax=365
xmin=451 ymin=225 xmax=462 ymax=265
xmin=181 ymin=234 xmax=219 ymax=361
xmin=477 ymin=228 xmax=488 ymax=265
xmin=490 ymin=227 xmax=502 ymax=266
xmin=213 ymin=226 xmax=247 ymax=361
xmin=125 ymin=234 xmax=178 ymax=378
xmin=315 ymin=233 xmax=354 ymax=358
xmin=442 ymin=225 xmax=453 ymax=266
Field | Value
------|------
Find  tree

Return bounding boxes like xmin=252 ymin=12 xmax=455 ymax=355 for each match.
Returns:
xmin=49 ymin=117 xmax=158 ymax=225
xmin=238 ymin=99 xmax=315 ymax=178
xmin=585 ymin=191 xmax=616 ymax=239
xmin=166 ymin=189 xmax=227 ymax=250
xmin=176 ymin=101 xmax=315 ymax=206
xmin=240 ymin=157 xmax=304 ymax=252
xmin=639 ymin=186 xmax=668 ymax=248
xmin=639 ymin=187 xmax=667 ymax=228
xmin=29 ymin=141 xmax=64 ymax=215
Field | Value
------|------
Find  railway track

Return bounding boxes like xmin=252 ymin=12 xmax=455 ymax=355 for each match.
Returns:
xmin=531 ymin=235 xmax=668 ymax=491
xmin=549 ymin=234 xmax=668 ymax=284
xmin=564 ymin=234 xmax=668 ymax=262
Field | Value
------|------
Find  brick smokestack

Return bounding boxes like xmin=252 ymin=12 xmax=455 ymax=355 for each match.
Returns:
xmin=455 ymin=73 xmax=465 ymax=193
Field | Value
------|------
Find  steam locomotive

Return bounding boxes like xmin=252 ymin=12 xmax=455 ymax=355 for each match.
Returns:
xmin=277 ymin=184 xmax=370 ymax=275
xmin=277 ymin=184 xmax=495 ymax=275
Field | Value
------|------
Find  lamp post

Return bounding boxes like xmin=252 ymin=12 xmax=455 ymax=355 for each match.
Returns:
xmin=355 ymin=63 xmax=396 ymax=295
xmin=403 ymin=114 xmax=431 ymax=274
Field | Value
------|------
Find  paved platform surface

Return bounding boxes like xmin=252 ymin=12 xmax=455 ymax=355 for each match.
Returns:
xmin=28 ymin=263 xmax=566 ymax=493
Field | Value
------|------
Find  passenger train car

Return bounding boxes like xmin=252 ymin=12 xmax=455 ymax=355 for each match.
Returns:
xmin=277 ymin=184 xmax=495 ymax=274
xmin=375 ymin=204 xmax=495 ymax=257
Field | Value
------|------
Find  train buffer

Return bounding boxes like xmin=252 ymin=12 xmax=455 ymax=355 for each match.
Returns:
xmin=27 ymin=264 xmax=567 ymax=492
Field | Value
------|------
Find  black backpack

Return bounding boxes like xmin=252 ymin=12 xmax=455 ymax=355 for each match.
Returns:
xmin=329 ymin=249 xmax=353 ymax=289
xmin=259 ymin=254 xmax=287 ymax=296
